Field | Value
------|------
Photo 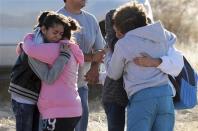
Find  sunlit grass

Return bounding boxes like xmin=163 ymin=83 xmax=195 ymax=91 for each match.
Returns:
xmin=176 ymin=43 xmax=198 ymax=70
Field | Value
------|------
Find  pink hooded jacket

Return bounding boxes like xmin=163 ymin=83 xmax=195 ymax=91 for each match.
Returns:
xmin=22 ymin=34 xmax=84 ymax=119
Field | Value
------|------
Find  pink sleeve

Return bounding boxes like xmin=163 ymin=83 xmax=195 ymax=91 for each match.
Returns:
xmin=22 ymin=34 xmax=60 ymax=64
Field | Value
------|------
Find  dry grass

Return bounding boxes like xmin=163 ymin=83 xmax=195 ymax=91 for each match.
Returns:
xmin=89 ymin=103 xmax=198 ymax=131
xmin=176 ymin=43 xmax=198 ymax=70
xmin=88 ymin=99 xmax=107 ymax=131
xmin=1 ymin=102 xmax=198 ymax=131
xmin=151 ymin=0 xmax=198 ymax=43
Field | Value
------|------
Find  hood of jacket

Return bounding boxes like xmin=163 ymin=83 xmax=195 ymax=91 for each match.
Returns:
xmin=125 ymin=21 xmax=176 ymax=47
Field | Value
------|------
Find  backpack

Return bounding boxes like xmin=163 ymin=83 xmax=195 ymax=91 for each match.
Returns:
xmin=168 ymin=56 xmax=197 ymax=109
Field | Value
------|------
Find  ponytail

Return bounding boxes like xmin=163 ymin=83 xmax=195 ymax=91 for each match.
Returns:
xmin=63 ymin=17 xmax=81 ymax=40
xmin=35 ymin=11 xmax=51 ymax=28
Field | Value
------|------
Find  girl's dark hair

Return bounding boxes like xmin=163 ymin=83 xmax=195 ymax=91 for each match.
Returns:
xmin=36 ymin=11 xmax=67 ymax=30
xmin=113 ymin=2 xmax=148 ymax=34
xmin=62 ymin=17 xmax=80 ymax=40
xmin=36 ymin=11 xmax=50 ymax=28
xmin=36 ymin=11 xmax=80 ymax=41
xmin=106 ymin=10 xmax=118 ymax=52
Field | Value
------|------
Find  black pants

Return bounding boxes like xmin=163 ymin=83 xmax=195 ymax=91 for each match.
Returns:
xmin=42 ymin=117 xmax=81 ymax=131
xmin=103 ymin=102 xmax=126 ymax=131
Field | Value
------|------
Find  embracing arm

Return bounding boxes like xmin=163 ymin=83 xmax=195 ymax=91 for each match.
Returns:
xmin=22 ymin=34 xmax=60 ymax=64
xmin=134 ymin=29 xmax=183 ymax=77
xmin=134 ymin=47 xmax=183 ymax=77
xmin=28 ymin=45 xmax=71 ymax=84
xmin=157 ymin=47 xmax=183 ymax=76
xmin=105 ymin=44 xmax=124 ymax=80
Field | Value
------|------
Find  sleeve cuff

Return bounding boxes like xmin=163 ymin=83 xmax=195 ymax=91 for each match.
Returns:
xmin=157 ymin=56 xmax=166 ymax=69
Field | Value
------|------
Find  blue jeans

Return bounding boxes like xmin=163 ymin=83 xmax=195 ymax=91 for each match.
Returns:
xmin=127 ymin=85 xmax=175 ymax=131
xmin=75 ymin=86 xmax=89 ymax=131
xmin=11 ymin=99 xmax=40 ymax=131
xmin=103 ymin=102 xmax=125 ymax=131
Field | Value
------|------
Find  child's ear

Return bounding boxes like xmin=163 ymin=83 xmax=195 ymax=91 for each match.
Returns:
xmin=117 ymin=31 xmax=124 ymax=39
xmin=41 ymin=26 xmax=46 ymax=35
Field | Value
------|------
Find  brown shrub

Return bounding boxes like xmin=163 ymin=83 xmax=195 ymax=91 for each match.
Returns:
xmin=151 ymin=0 xmax=198 ymax=43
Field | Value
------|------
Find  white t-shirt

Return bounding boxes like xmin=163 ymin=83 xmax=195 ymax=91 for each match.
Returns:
xmin=11 ymin=93 xmax=35 ymax=105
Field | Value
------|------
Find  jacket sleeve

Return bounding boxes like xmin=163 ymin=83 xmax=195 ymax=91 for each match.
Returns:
xmin=22 ymin=34 xmax=60 ymax=64
xmin=157 ymin=30 xmax=184 ymax=76
xmin=157 ymin=46 xmax=184 ymax=76
xmin=28 ymin=49 xmax=71 ymax=84
xmin=105 ymin=43 xmax=124 ymax=80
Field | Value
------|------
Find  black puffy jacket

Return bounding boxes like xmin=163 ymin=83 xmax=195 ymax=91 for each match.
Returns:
xmin=9 ymin=52 xmax=41 ymax=102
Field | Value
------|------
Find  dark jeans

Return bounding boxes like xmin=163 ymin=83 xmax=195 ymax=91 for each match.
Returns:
xmin=103 ymin=102 xmax=126 ymax=131
xmin=42 ymin=117 xmax=81 ymax=131
xmin=11 ymin=99 xmax=40 ymax=131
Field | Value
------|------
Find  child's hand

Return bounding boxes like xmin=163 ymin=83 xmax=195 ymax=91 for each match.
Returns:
xmin=63 ymin=44 xmax=69 ymax=50
xmin=133 ymin=52 xmax=162 ymax=67
xmin=16 ymin=42 xmax=24 ymax=55
xmin=60 ymin=44 xmax=70 ymax=52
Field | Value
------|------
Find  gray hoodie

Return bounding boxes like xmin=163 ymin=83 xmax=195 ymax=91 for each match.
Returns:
xmin=105 ymin=21 xmax=176 ymax=98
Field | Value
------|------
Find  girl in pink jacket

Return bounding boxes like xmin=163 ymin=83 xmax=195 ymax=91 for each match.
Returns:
xmin=21 ymin=12 xmax=84 ymax=131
